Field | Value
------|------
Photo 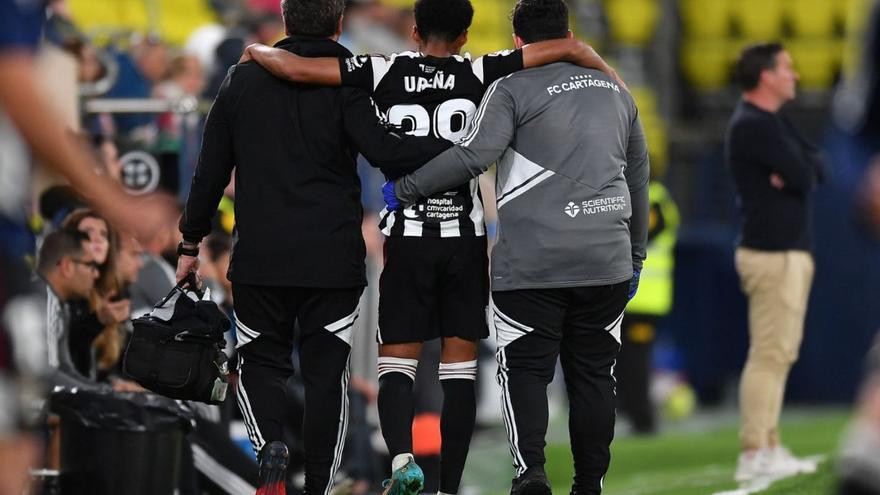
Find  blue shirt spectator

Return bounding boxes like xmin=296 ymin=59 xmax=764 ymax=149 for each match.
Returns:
xmin=103 ymin=39 xmax=169 ymax=136
xmin=0 ymin=0 xmax=43 ymax=52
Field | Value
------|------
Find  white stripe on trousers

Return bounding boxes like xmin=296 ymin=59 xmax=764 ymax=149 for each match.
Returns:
xmin=236 ymin=356 xmax=266 ymax=455
xmin=324 ymin=356 xmax=351 ymax=495
xmin=234 ymin=315 xmax=259 ymax=338
xmin=497 ymin=347 xmax=528 ymax=476
xmin=234 ymin=316 xmax=259 ymax=348
xmin=191 ymin=443 xmax=256 ymax=495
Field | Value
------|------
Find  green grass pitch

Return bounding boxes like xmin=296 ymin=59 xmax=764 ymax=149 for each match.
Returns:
xmin=465 ymin=409 xmax=850 ymax=495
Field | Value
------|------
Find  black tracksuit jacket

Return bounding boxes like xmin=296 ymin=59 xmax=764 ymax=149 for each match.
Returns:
xmin=180 ymin=36 xmax=448 ymax=288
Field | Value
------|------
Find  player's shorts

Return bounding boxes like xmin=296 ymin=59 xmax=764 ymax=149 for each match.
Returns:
xmin=377 ymin=236 xmax=489 ymax=345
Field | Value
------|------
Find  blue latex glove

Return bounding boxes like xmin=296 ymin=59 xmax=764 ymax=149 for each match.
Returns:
xmin=383 ymin=180 xmax=401 ymax=210
xmin=628 ymin=267 xmax=641 ymax=301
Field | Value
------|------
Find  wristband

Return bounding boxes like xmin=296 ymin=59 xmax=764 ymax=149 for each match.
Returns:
xmin=177 ymin=241 xmax=199 ymax=257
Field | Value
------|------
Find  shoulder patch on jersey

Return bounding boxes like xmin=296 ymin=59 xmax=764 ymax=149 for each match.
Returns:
xmin=485 ymin=49 xmax=515 ymax=57
xmin=344 ymin=55 xmax=370 ymax=72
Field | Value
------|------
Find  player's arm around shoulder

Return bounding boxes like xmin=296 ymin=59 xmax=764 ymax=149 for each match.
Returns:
xmin=521 ymin=36 xmax=626 ymax=90
xmin=240 ymin=43 xmax=343 ymax=85
xmin=395 ymin=81 xmax=518 ymax=204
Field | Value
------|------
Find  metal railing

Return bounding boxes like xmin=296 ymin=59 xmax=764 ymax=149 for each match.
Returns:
xmin=82 ymin=96 xmax=204 ymax=115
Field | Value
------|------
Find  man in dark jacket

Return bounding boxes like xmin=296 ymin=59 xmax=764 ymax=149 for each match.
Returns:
xmin=175 ymin=1 xmax=448 ymax=493
xmin=726 ymin=42 xmax=827 ymax=483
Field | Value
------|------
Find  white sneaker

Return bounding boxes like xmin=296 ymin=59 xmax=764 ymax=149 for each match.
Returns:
xmin=734 ymin=449 xmax=770 ymax=482
xmin=765 ymin=445 xmax=817 ymax=476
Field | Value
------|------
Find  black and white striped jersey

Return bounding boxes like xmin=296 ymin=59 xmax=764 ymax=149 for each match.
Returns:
xmin=339 ymin=49 xmax=523 ymax=238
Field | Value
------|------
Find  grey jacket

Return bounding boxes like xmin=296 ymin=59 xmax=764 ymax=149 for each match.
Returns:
xmin=45 ymin=285 xmax=109 ymax=391
xmin=396 ymin=63 xmax=650 ymax=291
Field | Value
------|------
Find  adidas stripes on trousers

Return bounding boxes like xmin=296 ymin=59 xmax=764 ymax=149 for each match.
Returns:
xmin=490 ymin=281 xmax=629 ymax=494
xmin=232 ymin=283 xmax=363 ymax=495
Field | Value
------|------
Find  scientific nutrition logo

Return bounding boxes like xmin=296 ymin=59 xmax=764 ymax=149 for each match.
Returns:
xmin=563 ymin=196 xmax=627 ymax=218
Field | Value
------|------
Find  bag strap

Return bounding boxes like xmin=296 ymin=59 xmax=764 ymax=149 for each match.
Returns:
xmin=180 ymin=272 xmax=205 ymax=299
xmin=155 ymin=273 xmax=205 ymax=309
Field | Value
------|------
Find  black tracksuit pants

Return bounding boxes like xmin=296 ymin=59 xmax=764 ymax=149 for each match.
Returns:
xmin=231 ymin=284 xmax=362 ymax=495
xmin=490 ymin=282 xmax=629 ymax=494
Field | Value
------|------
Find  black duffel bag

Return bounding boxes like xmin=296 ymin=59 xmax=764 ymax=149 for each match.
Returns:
xmin=123 ymin=276 xmax=230 ymax=404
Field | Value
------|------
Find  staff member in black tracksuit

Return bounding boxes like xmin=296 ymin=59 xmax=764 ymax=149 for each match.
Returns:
xmin=175 ymin=1 xmax=448 ymax=493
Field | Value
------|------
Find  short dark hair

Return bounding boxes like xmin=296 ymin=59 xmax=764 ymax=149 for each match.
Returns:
xmin=511 ymin=0 xmax=569 ymax=44
xmin=280 ymin=0 xmax=344 ymax=38
xmin=37 ymin=228 xmax=88 ymax=275
xmin=734 ymin=42 xmax=785 ymax=91
xmin=414 ymin=0 xmax=474 ymax=43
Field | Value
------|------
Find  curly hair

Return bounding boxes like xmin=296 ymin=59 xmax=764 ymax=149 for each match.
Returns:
xmin=414 ymin=0 xmax=474 ymax=43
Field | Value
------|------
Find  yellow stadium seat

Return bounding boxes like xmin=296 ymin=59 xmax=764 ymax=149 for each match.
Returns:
xmin=681 ymin=40 xmax=733 ymax=89
xmin=835 ymin=0 xmax=855 ymax=30
xmin=841 ymin=0 xmax=871 ymax=76
xmin=678 ymin=0 xmax=730 ymax=38
xmin=69 ymin=0 xmax=216 ymax=46
xmin=786 ymin=38 xmax=840 ymax=90
xmin=70 ymin=0 xmax=150 ymax=38
xmin=156 ymin=0 xmax=218 ymax=46
xmin=605 ymin=0 xmax=660 ymax=46
xmin=464 ymin=0 xmax=512 ymax=55
xmin=729 ymin=0 xmax=784 ymax=40
xmin=841 ymin=0 xmax=872 ymax=35
xmin=629 ymin=86 xmax=659 ymax=114
xmin=644 ymin=118 xmax=669 ymax=176
xmin=381 ymin=0 xmax=415 ymax=8
xmin=784 ymin=0 xmax=836 ymax=37
xmin=627 ymin=86 xmax=668 ymax=174
xmin=728 ymin=38 xmax=754 ymax=60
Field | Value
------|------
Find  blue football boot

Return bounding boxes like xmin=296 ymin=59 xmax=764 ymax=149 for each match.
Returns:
xmin=381 ymin=454 xmax=424 ymax=495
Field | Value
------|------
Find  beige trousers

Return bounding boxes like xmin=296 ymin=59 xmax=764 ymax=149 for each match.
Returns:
xmin=735 ymin=248 xmax=814 ymax=451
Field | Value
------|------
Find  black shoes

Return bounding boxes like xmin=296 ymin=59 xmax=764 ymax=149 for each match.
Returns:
xmin=510 ymin=466 xmax=552 ymax=495
xmin=256 ymin=441 xmax=290 ymax=495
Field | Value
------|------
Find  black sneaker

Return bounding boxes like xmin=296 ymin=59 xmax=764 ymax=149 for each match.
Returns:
xmin=510 ymin=466 xmax=551 ymax=495
xmin=256 ymin=441 xmax=289 ymax=495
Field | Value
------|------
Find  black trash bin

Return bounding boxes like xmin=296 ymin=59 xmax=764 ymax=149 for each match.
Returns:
xmin=49 ymin=388 xmax=193 ymax=495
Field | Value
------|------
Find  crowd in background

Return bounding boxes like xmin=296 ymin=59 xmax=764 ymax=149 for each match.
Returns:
xmin=3 ymin=0 xmax=880 ymax=494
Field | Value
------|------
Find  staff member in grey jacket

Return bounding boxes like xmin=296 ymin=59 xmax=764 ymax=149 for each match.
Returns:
xmin=385 ymin=1 xmax=649 ymax=493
